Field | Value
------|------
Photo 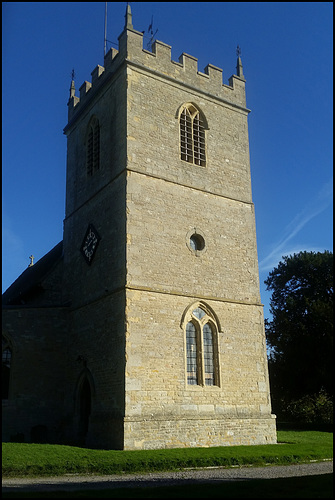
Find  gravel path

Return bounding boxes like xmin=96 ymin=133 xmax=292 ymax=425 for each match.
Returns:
xmin=2 ymin=460 xmax=333 ymax=492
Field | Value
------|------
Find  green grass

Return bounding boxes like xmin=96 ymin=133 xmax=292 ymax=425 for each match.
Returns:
xmin=2 ymin=430 xmax=333 ymax=478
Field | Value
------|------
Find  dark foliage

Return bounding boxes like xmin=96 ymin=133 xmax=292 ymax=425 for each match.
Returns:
xmin=264 ymin=251 xmax=333 ymax=417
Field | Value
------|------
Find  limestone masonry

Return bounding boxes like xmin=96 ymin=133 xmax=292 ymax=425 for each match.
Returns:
xmin=2 ymin=5 xmax=277 ymax=449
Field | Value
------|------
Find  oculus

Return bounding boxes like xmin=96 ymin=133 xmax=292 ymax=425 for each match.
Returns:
xmin=186 ymin=228 xmax=206 ymax=256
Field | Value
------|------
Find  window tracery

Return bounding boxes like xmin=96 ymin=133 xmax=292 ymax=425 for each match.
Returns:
xmin=182 ymin=303 xmax=220 ymax=386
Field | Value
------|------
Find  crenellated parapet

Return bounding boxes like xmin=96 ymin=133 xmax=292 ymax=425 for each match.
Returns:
xmin=67 ymin=19 xmax=248 ymax=124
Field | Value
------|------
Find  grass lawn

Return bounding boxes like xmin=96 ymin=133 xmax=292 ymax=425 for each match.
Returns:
xmin=2 ymin=430 xmax=333 ymax=478
xmin=2 ymin=430 xmax=333 ymax=498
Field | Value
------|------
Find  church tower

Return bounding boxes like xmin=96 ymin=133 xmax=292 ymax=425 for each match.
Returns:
xmin=63 ymin=5 xmax=276 ymax=448
xmin=2 ymin=5 xmax=276 ymax=449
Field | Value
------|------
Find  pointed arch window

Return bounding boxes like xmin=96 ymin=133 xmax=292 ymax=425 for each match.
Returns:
xmin=87 ymin=118 xmax=100 ymax=176
xmin=203 ymin=323 xmax=215 ymax=386
xmin=186 ymin=322 xmax=198 ymax=385
xmin=180 ymin=104 xmax=206 ymax=166
xmin=182 ymin=303 xmax=220 ymax=386
xmin=2 ymin=336 xmax=12 ymax=400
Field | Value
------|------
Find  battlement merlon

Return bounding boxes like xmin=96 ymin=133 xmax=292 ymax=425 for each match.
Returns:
xmin=66 ymin=25 xmax=249 ymax=125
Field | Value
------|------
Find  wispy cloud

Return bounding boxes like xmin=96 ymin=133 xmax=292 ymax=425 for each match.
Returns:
xmin=259 ymin=178 xmax=333 ymax=272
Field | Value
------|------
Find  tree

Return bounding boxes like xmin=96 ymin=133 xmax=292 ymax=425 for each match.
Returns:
xmin=264 ymin=251 xmax=333 ymax=412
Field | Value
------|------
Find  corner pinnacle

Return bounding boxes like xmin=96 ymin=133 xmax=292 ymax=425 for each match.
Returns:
xmin=125 ymin=3 xmax=133 ymax=30
xmin=69 ymin=69 xmax=75 ymax=99
xmin=236 ymin=45 xmax=244 ymax=79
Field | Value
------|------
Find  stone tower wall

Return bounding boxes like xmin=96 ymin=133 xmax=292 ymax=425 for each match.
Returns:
xmin=124 ymin=290 xmax=275 ymax=449
xmin=120 ymin=29 xmax=275 ymax=447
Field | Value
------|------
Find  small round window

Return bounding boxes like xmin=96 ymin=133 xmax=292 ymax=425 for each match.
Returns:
xmin=186 ymin=228 xmax=207 ymax=256
xmin=190 ymin=233 xmax=205 ymax=252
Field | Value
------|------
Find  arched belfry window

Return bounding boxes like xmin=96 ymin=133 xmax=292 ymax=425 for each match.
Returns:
xmin=179 ymin=104 xmax=206 ymax=166
xmin=2 ymin=335 xmax=12 ymax=400
xmin=181 ymin=303 xmax=220 ymax=386
xmin=86 ymin=117 xmax=100 ymax=176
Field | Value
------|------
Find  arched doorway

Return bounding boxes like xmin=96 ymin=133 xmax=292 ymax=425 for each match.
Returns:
xmin=78 ymin=377 xmax=91 ymax=442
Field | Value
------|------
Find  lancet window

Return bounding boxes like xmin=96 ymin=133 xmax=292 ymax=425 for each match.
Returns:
xmin=87 ymin=117 xmax=100 ymax=176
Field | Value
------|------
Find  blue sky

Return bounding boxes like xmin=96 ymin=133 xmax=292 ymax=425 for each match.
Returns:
xmin=2 ymin=2 xmax=333 ymax=319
